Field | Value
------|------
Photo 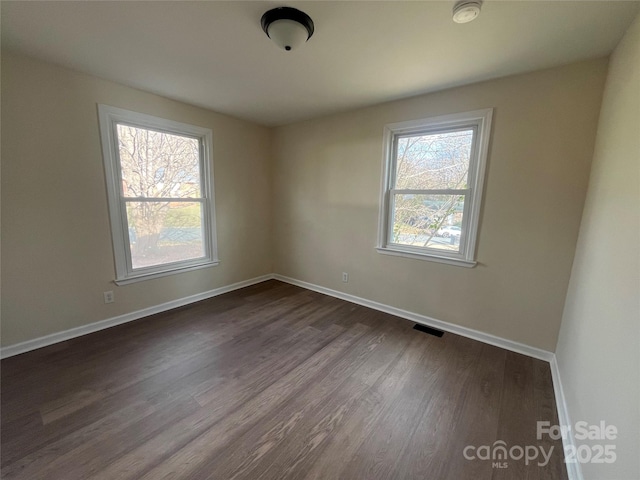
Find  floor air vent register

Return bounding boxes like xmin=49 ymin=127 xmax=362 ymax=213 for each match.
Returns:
xmin=413 ymin=324 xmax=445 ymax=337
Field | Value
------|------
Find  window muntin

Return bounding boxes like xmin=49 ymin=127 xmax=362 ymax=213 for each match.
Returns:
xmin=99 ymin=105 xmax=218 ymax=284
xmin=378 ymin=109 xmax=492 ymax=266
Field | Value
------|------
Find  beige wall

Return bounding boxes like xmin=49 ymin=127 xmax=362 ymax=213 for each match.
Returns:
xmin=1 ymin=52 xmax=273 ymax=347
xmin=272 ymin=59 xmax=608 ymax=352
xmin=556 ymin=15 xmax=640 ymax=480
xmin=0 ymin=51 xmax=615 ymax=356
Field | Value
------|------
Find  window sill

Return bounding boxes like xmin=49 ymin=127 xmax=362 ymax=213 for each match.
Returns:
xmin=114 ymin=260 xmax=220 ymax=285
xmin=376 ymin=247 xmax=476 ymax=268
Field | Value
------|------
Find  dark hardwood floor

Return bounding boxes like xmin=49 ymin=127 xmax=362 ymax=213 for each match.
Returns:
xmin=1 ymin=280 xmax=568 ymax=479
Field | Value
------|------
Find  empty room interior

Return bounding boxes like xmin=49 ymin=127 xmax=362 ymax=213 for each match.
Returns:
xmin=1 ymin=1 xmax=639 ymax=479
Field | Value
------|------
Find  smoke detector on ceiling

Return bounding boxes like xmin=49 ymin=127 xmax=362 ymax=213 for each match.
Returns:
xmin=452 ymin=0 xmax=482 ymax=24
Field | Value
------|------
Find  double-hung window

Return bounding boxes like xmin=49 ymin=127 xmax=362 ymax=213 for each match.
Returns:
xmin=377 ymin=109 xmax=492 ymax=267
xmin=98 ymin=105 xmax=218 ymax=284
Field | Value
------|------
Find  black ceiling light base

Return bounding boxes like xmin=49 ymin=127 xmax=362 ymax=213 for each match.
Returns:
xmin=261 ymin=7 xmax=315 ymax=51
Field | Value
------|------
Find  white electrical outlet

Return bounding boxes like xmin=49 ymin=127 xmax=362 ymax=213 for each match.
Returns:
xmin=342 ymin=272 xmax=349 ymax=283
xmin=103 ymin=291 xmax=114 ymax=304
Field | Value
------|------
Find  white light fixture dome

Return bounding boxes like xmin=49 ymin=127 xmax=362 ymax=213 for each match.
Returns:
xmin=452 ymin=0 xmax=482 ymax=24
xmin=261 ymin=7 xmax=315 ymax=52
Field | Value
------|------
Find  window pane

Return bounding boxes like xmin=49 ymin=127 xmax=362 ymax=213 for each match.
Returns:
xmin=126 ymin=201 xmax=205 ymax=269
xmin=117 ymin=124 xmax=201 ymax=198
xmin=395 ymin=129 xmax=473 ymax=190
xmin=391 ymin=194 xmax=465 ymax=252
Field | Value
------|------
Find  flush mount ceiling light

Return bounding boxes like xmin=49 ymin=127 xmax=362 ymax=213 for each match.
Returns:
xmin=261 ymin=7 xmax=314 ymax=51
xmin=452 ymin=0 xmax=482 ymax=24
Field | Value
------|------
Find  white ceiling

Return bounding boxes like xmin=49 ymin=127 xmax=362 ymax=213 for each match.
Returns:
xmin=2 ymin=1 xmax=639 ymax=126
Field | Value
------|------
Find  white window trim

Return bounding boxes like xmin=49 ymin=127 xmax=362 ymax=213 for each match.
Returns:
xmin=98 ymin=105 xmax=219 ymax=285
xmin=376 ymin=108 xmax=493 ymax=267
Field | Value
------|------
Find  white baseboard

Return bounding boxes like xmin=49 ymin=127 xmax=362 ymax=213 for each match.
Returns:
xmin=1 ymin=273 xmax=554 ymax=363
xmin=549 ymin=355 xmax=582 ymax=480
xmin=273 ymin=274 xmax=554 ymax=362
xmin=0 ymin=274 xmax=274 ymax=359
